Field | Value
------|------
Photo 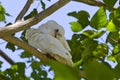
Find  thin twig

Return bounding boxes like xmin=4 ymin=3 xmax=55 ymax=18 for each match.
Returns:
xmin=1 ymin=35 xmax=48 ymax=62
xmin=15 ymin=0 xmax=33 ymax=22
xmin=73 ymin=0 xmax=116 ymax=10
xmin=79 ymin=70 xmax=87 ymax=78
xmin=73 ymin=0 xmax=105 ymax=7
xmin=0 ymin=49 xmax=15 ymax=65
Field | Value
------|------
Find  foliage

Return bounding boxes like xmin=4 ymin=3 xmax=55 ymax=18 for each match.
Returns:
xmin=68 ymin=10 xmax=90 ymax=32
xmin=0 ymin=3 xmax=10 ymax=22
xmin=1 ymin=0 xmax=120 ymax=80
xmin=0 ymin=4 xmax=5 ymax=22
xmin=0 ymin=62 xmax=30 ymax=80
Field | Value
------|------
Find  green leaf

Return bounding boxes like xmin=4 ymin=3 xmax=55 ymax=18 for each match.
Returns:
xmin=40 ymin=0 xmax=46 ymax=10
xmin=82 ymin=30 xmax=105 ymax=39
xmin=106 ymin=20 xmax=117 ymax=32
xmin=108 ymin=45 xmax=120 ymax=63
xmin=103 ymin=0 xmax=117 ymax=11
xmin=1 ymin=62 xmax=29 ymax=80
xmin=6 ymin=42 xmax=16 ymax=52
xmin=67 ymin=34 xmax=83 ymax=62
xmin=5 ymin=13 xmax=11 ymax=16
xmin=107 ymin=55 xmax=116 ymax=62
xmin=20 ymin=51 xmax=33 ymax=58
xmin=31 ymin=62 xmax=52 ymax=80
xmin=0 ymin=14 xmax=5 ymax=21
xmin=70 ymin=22 xmax=82 ymax=32
xmin=31 ymin=71 xmax=40 ymax=79
xmin=68 ymin=11 xmax=79 ymax=19
xmin=48 ymin=61 xmax=80 ymax=80
xmin=82 ymin=30 xmax=94 ymax=38
xmin=31 ymin=61 xmax=41 ymax=70
xmin=108 ymin=7 xmax=120 ymax=31
xmin=114 ymin=63 xmax=120 ymax=79
xmin=13 ymin=62 xmax=26 ymax=75
xmin=90 ymin=7 xmax=108 ymax=30
xmin=81 ymin=39 xmax=98 ymax=60
xmin=109 ymin=7 xmax=120 ymax=20
xmin=93 ymin=44 xmax=108 ymax=58
xmin=83 ymin=59 xmax=114 ymax=80
xmin=68 ymin=10 xmax=90 ymax=28
xmin=91 ymin=31 xmax=105 ymax=39
xmin=77 ymin=11 xmax=90 ymax=27
xmin=24 ymin=9 xmax=38 ymax=20
xmin=20 ymin=31 xmax=28 ymax=42
xmin=39 ymin=70 xmax=47 ymax=78
xmin=113 ymin=53 xmax=120 ymax=63
xmin=5 ymin=22 xmax=12 ymax=26
xmin=0 ymin=4 xmax=5 ymax=14
xmin=0 ymin=61 xmax=3 ymax=68
xmin=4 ymin=62 xmax=26 ymax=79
xmin=106 ymin=32 xmax=119 ymax=46
xmin=113 ymin=46 xmax=120 ymax=55
xmin=0 ymin=4 xmax=5 ymax=22
xmin=112 ymin=16 xmax=120 ymax=27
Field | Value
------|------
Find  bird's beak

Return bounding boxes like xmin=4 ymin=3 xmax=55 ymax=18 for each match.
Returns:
xmin=54 ymin=32 xmax=57 ymax=38
xmin=54 ymin=29 xmax=59 ymax=38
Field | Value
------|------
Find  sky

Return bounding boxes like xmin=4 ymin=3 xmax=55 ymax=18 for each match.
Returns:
xmin=0 ymin=0 xmax=112 ymax=78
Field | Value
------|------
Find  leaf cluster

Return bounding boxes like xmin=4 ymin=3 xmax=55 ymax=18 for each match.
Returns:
xmin=1 ymin=0 xmax=120 ymax=80
xmin=0 ymin=3 xmax=10 ymax=23
xmin=67 ymin=0 xmax=120 ymax=79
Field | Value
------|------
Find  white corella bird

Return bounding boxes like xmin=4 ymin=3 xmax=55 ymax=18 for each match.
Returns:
xmin=25 ymin=20 xmax=73 ymax=66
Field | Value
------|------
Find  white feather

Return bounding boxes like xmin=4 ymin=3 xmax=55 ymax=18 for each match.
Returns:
xmin=25 ymin=20 xmax=73 ymax=66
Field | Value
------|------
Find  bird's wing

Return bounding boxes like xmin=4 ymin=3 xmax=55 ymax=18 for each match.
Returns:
xmin=59 ymin=36 xmax=71 ymax=51
xmin=25 ymin=28 xmax=36 ymax=39
xmin=27 ymin=32 xmax=73 ymax=65
xmin=25 ymin=28 xmax=44 ymax=50
xmin=58 ymin=36 xmax=72 ymax=58
xmin=25 ymin=28 xmax=42 ymax=39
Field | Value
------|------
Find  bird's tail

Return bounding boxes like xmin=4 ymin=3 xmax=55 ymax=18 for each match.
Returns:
xmin=50 ymin=53 xmax=73 ymax=66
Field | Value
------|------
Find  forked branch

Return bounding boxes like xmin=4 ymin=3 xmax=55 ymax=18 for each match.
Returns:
xmin=15 ymin=0 xmax=33 ymax=22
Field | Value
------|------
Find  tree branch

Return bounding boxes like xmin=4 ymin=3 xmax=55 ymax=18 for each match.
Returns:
xmin=15 ymin=0 xmax=33 ymax=22
xmin=79 ymin=70 xmax=86 ymax=79
xmin=73 ymin=0 xmax=105 ymax=7
xmin=73 ymin=0 xmax=116 ymax=10
xmin=0 ymin=49 xmax=15 ymax=65
xmin=0 ymin=35 xmax=87 ymax=78
xmin=0 ymin=0 xmax=70 ymax=35
xmin=0 ymin=35 xmax=48 ymax=62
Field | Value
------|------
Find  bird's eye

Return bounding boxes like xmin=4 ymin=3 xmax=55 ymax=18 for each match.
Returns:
xmin=55 ymin=29 xmax=59 ymax=33
xmin=54 ymin=29 xmax=60 ymax=38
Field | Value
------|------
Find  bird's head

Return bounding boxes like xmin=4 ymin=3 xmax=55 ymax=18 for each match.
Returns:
xmin=50 ymin=20 xmax=65 ymax=39
xmin=38 ymin=20 xmax=65 ymax=39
